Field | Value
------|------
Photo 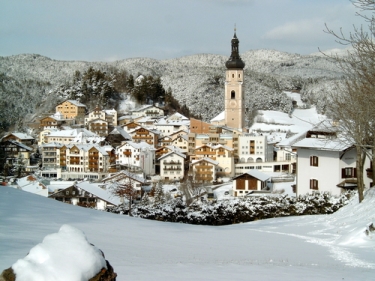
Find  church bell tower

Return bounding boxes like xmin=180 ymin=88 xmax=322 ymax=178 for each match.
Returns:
xmin=224 ymin=28 xmax=245 ymax=130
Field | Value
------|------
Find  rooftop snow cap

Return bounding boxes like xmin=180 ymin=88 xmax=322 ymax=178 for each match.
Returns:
xmin=225 ymin=29 xmax=245 ymax=70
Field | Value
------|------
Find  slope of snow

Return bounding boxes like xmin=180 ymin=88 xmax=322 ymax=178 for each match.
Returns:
xmin=1 ymin=186 xmax=374 ymax=280
xmin=250 ymin=107 xmax=325 ymax=135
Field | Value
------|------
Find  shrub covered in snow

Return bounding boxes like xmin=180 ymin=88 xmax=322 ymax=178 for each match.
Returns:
xmin=106 ymin=191 xmax=353 ymax=226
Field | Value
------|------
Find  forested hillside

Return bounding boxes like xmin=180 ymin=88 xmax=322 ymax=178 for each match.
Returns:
xmin=0 ymin=49 xmax=344 ymax=133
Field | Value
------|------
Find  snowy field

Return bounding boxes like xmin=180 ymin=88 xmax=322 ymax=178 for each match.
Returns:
xmin=1 ymin=186 xmax=374 ymax=281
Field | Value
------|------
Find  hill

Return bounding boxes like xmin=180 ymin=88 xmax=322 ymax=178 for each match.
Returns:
xmin=0 ymin=185 xmax=374 ymax=280
xmin=0 ymin=50 xmax=343 ymax=132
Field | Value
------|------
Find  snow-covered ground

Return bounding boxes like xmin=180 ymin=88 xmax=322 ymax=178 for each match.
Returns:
xmin=1 ymin=186 xmax=374 ymax=281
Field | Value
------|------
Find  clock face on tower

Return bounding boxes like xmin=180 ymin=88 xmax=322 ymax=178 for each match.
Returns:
xmin=230 ymin=100 xmax=237 ymax=107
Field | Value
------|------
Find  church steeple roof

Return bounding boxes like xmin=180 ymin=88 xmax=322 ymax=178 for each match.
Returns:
xmin=225 ymin=28 xmax=245 ymax=69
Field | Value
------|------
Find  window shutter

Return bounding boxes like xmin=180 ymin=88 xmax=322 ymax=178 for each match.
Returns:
xmin=354 ymin=168 xmax=357 ymax=178
xmin=341 ymin=168 xmax=346 ymax=178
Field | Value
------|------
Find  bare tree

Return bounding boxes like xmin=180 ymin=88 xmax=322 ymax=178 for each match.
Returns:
xmin=324 ymin=0 xmax=375 ymax=202
xmin=109 ymin=179 xmax=139 ymax=216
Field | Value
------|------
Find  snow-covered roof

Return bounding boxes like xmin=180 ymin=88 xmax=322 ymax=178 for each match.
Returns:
xmin=47 ymin=181 xmax=75 ymax=193
xmin=65 ymin=100 xmax=86 ymax=107
xmin=234 ymin=170 xmax=271 ymax=182
xmin=173 ymin=134 xmax=189 ymax=142
xmin=47 ymin=129 xmax=97 ymax=138
xmin=192 ymin=157 xmax=219 ymax=166
xmin=108 ymin=126 xmax=131 ymax=139
xmin=104 ymin=109 xmax=116 ymax=115
xmin=5 ymin=140 xmax=33 ymax=151
xmin=75 ymin=182 xmax=121 ymax=205
xmin=3 ymin=132 xmax=34 ymax=140
xmin=132 ymin=104 xmax=162 ymax=112
xmin=292 ymin=137 xmax=352 ymax=151
xmin=158 ymin=150 xmax=186 ymax=161
xmin=210 ymin=111 xmax=225 ymax=122
xmin=166 ymin=112 xmax=189 ymax=121
xmin=117 ymin=140 xmax=154 ymax=150
xmin=102 ymin=170 xmax=147 ymax=184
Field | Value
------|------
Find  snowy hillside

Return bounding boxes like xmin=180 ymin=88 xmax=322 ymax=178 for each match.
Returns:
xmin=0 ymin=185 xmax=374 ymax=280
xmin=0 ymin=49 xmax=343 ymax=130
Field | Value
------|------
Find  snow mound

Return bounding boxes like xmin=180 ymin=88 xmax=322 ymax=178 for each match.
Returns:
xmin=12 ymin=224 xmax=106 ymax=281
xmin=332 ymin=188 xmax=375 ymax=247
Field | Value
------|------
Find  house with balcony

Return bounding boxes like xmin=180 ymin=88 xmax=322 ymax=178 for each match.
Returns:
xmin=158 ymin=135 xmax=173 ymax=148
xmin=152 ymin=118 xmax=189 ymax=137
xmin=292 ymin=122 xmax=372 ymax=196
xmin=191 ymin=144 xmax=234 ymax=177
xmin=86 ymin=119 xmax=109 ymax=137
xmin=121 ymin=121 xmax=141 ymax=133
xmin=55 ymin=100 xmax=86 ymax=124
xmin=0 ymin=140 xmax=33 ymax=167
xmin=1 ymin=132 xmax=35 ymax=146
xmin=39 ymin=112 xmax=65 ymax=130
xmin=41 ymin=142 xmax=63 ymax=169
xmin=187 ymin=133 xmax=235 ymax=156
xmin=44 ymin=128 xmax=100 ymax=144
xmin=190 ymin=157 xmax=219 ymax=183
xmin=129 ymin=127 xmax=160 ymax=148
xmin=116 ymin=141 xmax=155 ymax=175
xmin=171 ymin=135 xmax=189 ymax=154
xmin=85 ymin=106 xmax=117 ymax=133
xmin=234 ymin=132 xmax=296 ymax=176
xmin=158 ymin=151 xmax=186 ymax=181
xmin=54 ymin=143 xmax=115 ymax=181
xmin=237 ymin=134 xmax=274 ymax=163
xmin=131 ymin=105 xmax=164 ymax=118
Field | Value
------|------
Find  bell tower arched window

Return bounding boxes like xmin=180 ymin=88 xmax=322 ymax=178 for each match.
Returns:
xmin=231 ymin=90 xmax=235 ymax=99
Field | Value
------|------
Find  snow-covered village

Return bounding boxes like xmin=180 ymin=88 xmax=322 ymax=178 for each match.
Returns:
xmin=1 ymin=1 xmax=375 ymax=280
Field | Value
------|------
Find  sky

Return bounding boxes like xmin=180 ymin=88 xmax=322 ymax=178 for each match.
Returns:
xmin=0 ymin=0 xmax=369 ymax=62
xmin=1 ymin=184 xmax=375 ymax=280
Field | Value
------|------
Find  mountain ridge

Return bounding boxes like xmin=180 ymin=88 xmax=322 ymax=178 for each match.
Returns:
xmin=0 ymin=49 xmax=343 ymax=132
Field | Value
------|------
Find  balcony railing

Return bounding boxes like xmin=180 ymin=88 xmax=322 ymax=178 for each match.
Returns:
xmin=195 ymin=150 xmax=215 ymax=155
xmin=163 ymin=160 xmax=182 ymax=165
xmin=164 ymin=167 xmax=182 ymax=171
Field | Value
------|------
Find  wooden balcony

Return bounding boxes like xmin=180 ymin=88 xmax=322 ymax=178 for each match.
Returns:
xmin=195 ymin=176 xmax=213 ymax=181
xmin=195 ymin=165 xmax=213 ymax=170
xmin=195 ymin=150 xmax=215 ymax=155
xmin=163 ymin=160 xmax=182 ymax=165
xmin=196 ymin=170 xmax=213 ymax=175
xmin=163 ymin=167 xmax=182 ymax=171
xmin=123 ymin=151 xmax=132 ymax=157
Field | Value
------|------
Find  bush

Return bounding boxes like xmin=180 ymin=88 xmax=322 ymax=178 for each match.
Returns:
xmin=106 ymin=191 xmax=354 ymax=226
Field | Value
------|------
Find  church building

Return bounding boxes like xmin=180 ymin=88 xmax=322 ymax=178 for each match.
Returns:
xmin=224 ymin=29 xmax=246 ymax=131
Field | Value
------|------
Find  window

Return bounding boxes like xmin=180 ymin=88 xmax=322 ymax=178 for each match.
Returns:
xmin=342 ymin=167 xmax=356 ymax=178
xmin=310 ymin=156 xmax=318 ymax=167
xmin=231 ymin=91 xmax=235 ymax=99
xmin=310 ymin=179 xmax=319 ymax=190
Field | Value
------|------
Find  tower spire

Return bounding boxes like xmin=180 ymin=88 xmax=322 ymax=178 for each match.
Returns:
xmin=225 ymin=27 xmax=245 ymax=69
